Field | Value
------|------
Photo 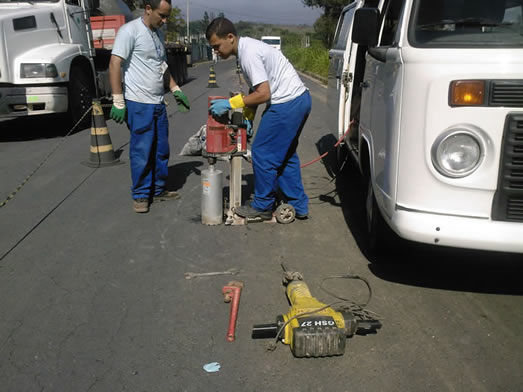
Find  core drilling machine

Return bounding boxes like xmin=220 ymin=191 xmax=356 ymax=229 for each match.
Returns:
xmin=201 ymin=96 xmax=297 ymax=225
xmin=251 ymin=275 xmax=382 ymax=358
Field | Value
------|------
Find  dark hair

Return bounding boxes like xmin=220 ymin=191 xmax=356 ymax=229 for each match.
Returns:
xmin=143 ymin=0 xmax=171 ymax=10
xmin=205 ymin=17 xmax=237 ymax=40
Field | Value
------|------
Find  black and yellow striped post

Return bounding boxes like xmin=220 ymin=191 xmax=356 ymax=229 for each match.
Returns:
xmin=207 ymin=65 xmax=219 ymax=88
xmin=83 ymin=100 xmax=122 ymax=168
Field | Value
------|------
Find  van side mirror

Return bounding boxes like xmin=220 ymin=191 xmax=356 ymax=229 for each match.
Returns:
xmin=352 ymin=8 xmax=380 ymax=47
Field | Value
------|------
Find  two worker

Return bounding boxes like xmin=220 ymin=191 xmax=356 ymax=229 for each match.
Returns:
xmin=110 ymin=5 xmax=310 ymax=219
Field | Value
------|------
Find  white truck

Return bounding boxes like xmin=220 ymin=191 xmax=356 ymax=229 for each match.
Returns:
xmin=328 ymin=0 xmax=523 ymax=255
xmin=0 ymin=0 xmax=132 ymax=126
xmin=261 ymin=36 xmax=281 ymax=51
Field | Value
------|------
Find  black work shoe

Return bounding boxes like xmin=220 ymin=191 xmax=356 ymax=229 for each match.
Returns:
xmin=295 ymin=213 xmax=309 ymax=220
xmin=235 ymin=203 xmax=272 ymax=220
xmin=133 ymin=198 xmax=149 ymax=213
xmin=153 ymin=190 xmax=181 ymax=201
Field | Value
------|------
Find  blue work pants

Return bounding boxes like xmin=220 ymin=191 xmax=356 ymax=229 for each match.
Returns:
xmin=251 ymin=91 xmax=311 ymax=215
xmin=126 ymin=100 xmax=169 ymax=200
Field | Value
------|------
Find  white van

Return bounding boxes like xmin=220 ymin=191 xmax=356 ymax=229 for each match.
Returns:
xmin=261 ymin=36 xmax=282 ymax=51
xmin=328 ymin=0 xmax=523 ymax=254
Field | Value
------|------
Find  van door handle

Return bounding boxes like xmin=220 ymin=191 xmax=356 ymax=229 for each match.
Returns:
xmin=360 ymin=81 xmax=370 ymax=89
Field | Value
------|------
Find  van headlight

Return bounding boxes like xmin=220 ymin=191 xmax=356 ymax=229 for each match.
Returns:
xmin=431 ymin=130 xmax=482 ymax=178
xmin=20 ymin=63 xmax=58 ymax=78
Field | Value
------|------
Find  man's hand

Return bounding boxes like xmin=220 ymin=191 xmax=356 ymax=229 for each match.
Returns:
xmin=209 ymin=99 xmax=231 ymax=115
xmin=245 ymin=119 xmax=253 ymax=138
xmin=172 ymin=86 xmax=190 ymax=112
xmin=110 ymin=93 xmax=126 ymax=123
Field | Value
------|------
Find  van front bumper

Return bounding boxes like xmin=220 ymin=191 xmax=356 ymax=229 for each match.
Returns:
xmin=392 ymin=207 xmax=523 ymax=254
xmin=0 ymin=85 xmax=68 ymax=119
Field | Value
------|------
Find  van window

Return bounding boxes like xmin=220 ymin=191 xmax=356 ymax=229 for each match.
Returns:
xmin=409 ymin=0 xmax=523 ymax=48
xmin=380 ymin=0 xmax=404 ymax=46
xmin=333 ymin=8 xmax=354 ymax=50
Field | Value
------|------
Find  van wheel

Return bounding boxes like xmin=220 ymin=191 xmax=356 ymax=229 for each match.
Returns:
xmin=365 ymin=176 xmax=394 ymax=258
xmin=68 ymin=65 xmax=95 ymax=130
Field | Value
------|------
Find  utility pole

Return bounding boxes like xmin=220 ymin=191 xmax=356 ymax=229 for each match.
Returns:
xmin=186 ymin=0 xmax=189 ymax=43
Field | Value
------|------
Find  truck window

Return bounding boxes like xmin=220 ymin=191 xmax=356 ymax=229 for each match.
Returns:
xmin=409 ymin=0 xmax=523 ymax=48
xmin=380 ymin=0 xmax=404 ymax=46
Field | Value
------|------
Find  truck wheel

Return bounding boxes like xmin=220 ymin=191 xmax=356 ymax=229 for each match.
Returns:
xmin=68 ymin=65 xmax=95 ymax=130
xmin=365 ymin=176 xmax=395 ymax=259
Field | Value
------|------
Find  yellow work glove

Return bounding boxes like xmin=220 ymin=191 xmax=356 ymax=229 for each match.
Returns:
xmin=229 ymin=94 xmax=245 ymax=109
xmin=243 ymin=106 xmax=255 ymax=122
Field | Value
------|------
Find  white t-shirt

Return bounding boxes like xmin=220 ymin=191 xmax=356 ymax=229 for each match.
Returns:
xmin=112 ymin=18 xmax=167 ymax=104
xmin=238 ymin=37 xmax=307 ymax=104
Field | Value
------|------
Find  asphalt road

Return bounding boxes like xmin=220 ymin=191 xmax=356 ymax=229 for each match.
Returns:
xmin=0 ymin=59 xmax=522 ymax=392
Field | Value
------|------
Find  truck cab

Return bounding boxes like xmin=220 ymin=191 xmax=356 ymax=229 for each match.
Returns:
xmin=261 ymin=36 xmax=282 ymax=51
xmin=0 ymin=0 xmax=129 ymax=126
xmin=328 ymin=0 xmax=523 ymax=254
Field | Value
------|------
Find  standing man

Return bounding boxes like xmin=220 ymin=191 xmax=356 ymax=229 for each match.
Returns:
xmin=206 ymin=17 xmax=310 ymax=220
xmin=109 ymin=0 xmax=190 ymax=213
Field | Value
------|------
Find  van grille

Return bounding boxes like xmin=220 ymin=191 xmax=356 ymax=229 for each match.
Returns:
xmin=492 ymin=114 xmax=523 ymax=222
xmin=490 ymin=80 xmax=523 ymax=107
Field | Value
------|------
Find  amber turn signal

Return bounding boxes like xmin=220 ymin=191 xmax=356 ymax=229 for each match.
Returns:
xmin=450 ymin=80 xmax=485 ymax=106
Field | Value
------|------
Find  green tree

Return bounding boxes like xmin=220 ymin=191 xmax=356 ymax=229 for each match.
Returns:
xmin=202 ymin=11 xmax=210 ymax=29
xmin=165 ymin=6 xmax=185 ymax=41
xmin=302 ymin=0 xmax=350 ymax=47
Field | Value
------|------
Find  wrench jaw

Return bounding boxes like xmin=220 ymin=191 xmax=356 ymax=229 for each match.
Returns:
xmin=222 ymin=281 xmax=244 ymax=342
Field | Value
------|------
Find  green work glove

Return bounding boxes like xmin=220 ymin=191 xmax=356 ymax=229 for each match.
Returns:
xmin=172 ymin=87 xmax=190 ymax=112
xmin=110 ymin=105 xmax=126 ymax=124
xmin=110 ymin=93 xmax=126 ymax=124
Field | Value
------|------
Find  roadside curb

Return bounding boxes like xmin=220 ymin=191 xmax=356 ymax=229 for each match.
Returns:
xmin=298 ymin=70 xmax=327 ymax=86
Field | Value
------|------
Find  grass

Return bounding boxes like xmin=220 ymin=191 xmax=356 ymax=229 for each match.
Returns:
xmin=283 ymin=43 xmax=329 ymax=81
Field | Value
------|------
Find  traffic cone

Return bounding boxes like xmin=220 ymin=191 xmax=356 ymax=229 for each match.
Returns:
xmin=207 ymin=65 xmax=219 ymax=88
xmin=83 ymin=100 xmax=123 ymax=167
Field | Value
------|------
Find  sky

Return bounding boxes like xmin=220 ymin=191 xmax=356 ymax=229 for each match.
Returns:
xmin=177 ymin=0 xmax=324 ymax=26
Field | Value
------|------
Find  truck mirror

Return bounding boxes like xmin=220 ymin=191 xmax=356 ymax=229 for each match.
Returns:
xmin=352 ymin=8 xmax=380 ymax=47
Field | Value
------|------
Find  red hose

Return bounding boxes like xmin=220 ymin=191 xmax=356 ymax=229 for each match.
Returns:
xmin=300 ymin=120 xmax=354 ymax=168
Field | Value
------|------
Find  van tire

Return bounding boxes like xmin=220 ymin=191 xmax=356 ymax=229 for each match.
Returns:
xmin=68 ymin=64 xmax=95 ymax=130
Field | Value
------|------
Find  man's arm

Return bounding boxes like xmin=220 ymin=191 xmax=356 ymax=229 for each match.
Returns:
xmin=108 ymin=54 xmax=126 ymax=123
xmin=109 ymin=54 xmax=124 ymax=94
xmin=243 ymin=81 xmax=271 ymax=106
xmin=168 ymin=73 xmax=179 ymax=92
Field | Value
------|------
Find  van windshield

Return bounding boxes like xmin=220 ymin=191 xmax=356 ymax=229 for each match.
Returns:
xmin=262 ymin=39 xmax=280 ymax=45
xmin=409 ymin=0 xmax=523 ymax=47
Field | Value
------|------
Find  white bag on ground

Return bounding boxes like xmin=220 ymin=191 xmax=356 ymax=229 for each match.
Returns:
xmin=179 ymin=125 xmax=206 ymax=156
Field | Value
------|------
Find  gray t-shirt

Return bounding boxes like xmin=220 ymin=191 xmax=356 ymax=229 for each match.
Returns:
xmin=112 ymin=18 xmax=166 ymax=104
xmin=238 ymin=37 xmax=306 ymax=104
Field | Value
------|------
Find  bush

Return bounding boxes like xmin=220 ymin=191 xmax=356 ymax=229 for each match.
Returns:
xmin=283 ymin=42 xmax=329 ymax=80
